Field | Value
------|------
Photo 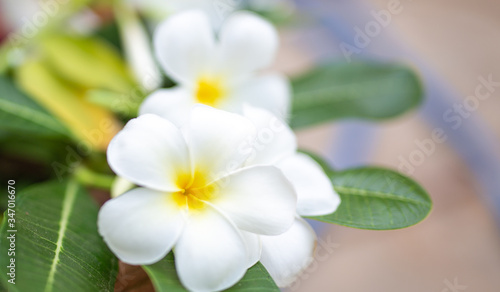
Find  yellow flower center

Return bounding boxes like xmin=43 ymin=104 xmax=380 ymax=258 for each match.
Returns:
xmin=195 ymin=78 xmax=225 ymax=107
xmin=172 ymin=170 xmax=215 ymax=211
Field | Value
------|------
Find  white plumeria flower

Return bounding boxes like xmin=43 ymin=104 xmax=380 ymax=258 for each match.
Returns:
xmin=98 ymin=106 xmax=297 ymax=292
xmin=241 ymin=105 xmax=341 ymax=287
xmin=139 ymin=10 xmax=290 ymax=126
xmin=125 ymin=0 xmax=239 ymax=28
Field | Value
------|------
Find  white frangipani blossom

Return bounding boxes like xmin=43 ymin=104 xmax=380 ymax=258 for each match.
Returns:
xmin=125 ymin=0 xmax=240 ymax=28
xmin=242 ymin=105 xmax=341 ymax=287
xmin=98 ymin=106 xmax=297 ymax=292
xmin=139 ymin=10 xmax=290 ymax=126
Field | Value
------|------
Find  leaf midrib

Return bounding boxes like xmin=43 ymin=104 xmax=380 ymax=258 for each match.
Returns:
xmin=44 ymin=180 xmax=78 ymax=292
xmin=292 ymin=69 xmax=412 ymax=108
xmin=334 ymin=185 xmax=431 ymax=207
xmin=293 ymin=79 xmax=408 ymax=108
xmin=292 ymin=67 xmax=405 ymax=90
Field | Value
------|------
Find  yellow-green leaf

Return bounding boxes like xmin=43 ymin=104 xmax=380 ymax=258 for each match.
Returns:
xmin=41 ymin=35 xmax=135 ymax=93
xmin=15 ymin=59 xmax=121 ymax=151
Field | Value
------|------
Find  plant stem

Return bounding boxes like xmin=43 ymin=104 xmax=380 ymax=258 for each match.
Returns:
xmin=74 ymin=166 xmax=115 ymax=191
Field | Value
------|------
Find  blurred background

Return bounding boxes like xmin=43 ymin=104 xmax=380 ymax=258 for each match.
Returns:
xmin=1 ymin=0 xmax=499 ymax=291
xmin=284 ymin=0 xmax=500 ymax=291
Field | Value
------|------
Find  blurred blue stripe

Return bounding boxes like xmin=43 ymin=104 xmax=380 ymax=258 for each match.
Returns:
xmin=295 ymin=0 xmax=500 ymax=229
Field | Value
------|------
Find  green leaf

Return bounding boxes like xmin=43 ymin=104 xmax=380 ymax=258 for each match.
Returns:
xmin=0 ymin=180 xmax=118 ymax=291
xmin=93 ymin=20 xmax=123 ymax=53
xmin=144 ymin=253 xmax=279 ymax=292
xmin=290 ymin=62 xmax=423 ymax=128
xmin=0 ymin=76 xmax=70 ymax=137
xmin=224 ymin=263 xmax=279 ymax=292
xmin=309 ymin=167 xmax=432 ymax=230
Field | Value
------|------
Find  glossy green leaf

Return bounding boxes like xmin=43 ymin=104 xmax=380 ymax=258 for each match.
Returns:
xmin=309 ymin=167 xmax=432 ymax=230
xmin=144 ymin=253 xmax=279 ymax=292
xmin=0 ymin=180 xmax=118 ymax=291
xmin=290 ymin=62 xmax=423 ymax=128
xmin=0 ymin=76 xmax=70 ymax=137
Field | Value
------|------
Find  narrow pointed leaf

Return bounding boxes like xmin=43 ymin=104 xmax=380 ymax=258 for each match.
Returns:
xmin=144 ymin=253 xmax=279 ymax=292
xmin=290 ymin=62 xmax=423 ymax=128
xmin=0 ymin=180 xmax=118 ymax=291
xmin=309 ymin=167 xmax=432 ymax=230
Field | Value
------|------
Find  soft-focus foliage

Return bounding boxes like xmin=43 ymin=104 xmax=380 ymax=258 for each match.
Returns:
xmin=290 ymin=62 xmax=423 ymax=128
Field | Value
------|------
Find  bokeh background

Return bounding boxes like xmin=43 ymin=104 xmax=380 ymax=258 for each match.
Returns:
xmin=1 ymin=0 xmax=499 ymax=291
xmin=282 ymin=0 xmax=500 ymax=291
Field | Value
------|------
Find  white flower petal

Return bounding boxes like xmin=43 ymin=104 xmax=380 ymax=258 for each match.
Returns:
xmin=260 ymin=217 xmax=316 ymax=287
xmin=218 ymin=11 xmax=278 ymax=80
xmin=154 ymin=10 xmax=215 ymax=84
xmin=210 ymin=165 xmax=296 ymax=235
xmin=175 ymin=206 xmax=247 ymax=292
xmin=107 ymin=114 xmax=190 ymax=192
xmin=98 ymin=188 xmax=185 ymax=265
xmin=139 ymin=87 xmax=195 ymax=127
xmin=278 ymin=153 xmax=341 ymax=216
xmin=242 ymin=104 xmax=296 ymax=166
xmin=241 ymin=231 xmax=262 ymax=268
xmin=182 ymin=106 xmax=256 ymax=179
xmin=168 ymin=0 xmax=237 ymax=30
xmin=224 ymin=74 xmax=291 ymax=119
